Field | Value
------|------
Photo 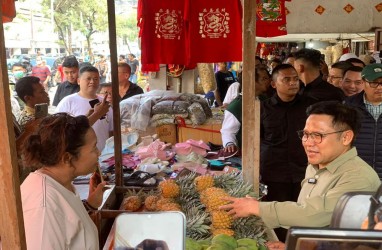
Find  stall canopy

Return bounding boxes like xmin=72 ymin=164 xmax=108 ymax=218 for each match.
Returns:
xmin=260 ymin=0 xmax=382 ymax=42
xmin=2 ymin=0 xmax=16 ymax=23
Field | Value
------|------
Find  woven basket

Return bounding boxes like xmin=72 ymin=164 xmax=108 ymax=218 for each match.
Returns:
xmin=197 ymin=63 xmax=216 ymax=94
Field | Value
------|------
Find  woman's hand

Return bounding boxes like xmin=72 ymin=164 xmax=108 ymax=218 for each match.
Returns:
xmin=266 ymin=241 xmax=285 ymax=250
xmin=220 ymin=195 xmax=259 ymax=218
xmin=87 ymin=172 xmax=107 ymax=209
xmin=224 ymin=144 xmax=238 ymax=153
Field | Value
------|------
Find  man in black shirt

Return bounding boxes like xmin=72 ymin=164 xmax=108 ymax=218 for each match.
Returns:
xmin=294 ymin=48 xmax=344 ymax=104
xmin=214 ymin=62 xmax=236 ymax=106
xmin=261 ymin=64 xmax=309 ymax=242
xmin=52 ymin=56 xmax=80 ymax=106
xmin=118 ymin=62 xmax=144 ymax=100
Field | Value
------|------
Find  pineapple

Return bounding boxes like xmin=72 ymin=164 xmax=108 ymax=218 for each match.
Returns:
xmin=159 ymin=179 xmax=180 ymax=198
xmin=194 ymin=175 xmax=214 ymax=192
xmin=144 ymin=195 xmax=159 ymax=211
xmin=211 ymin=210 xmax=233 ymax=229
xmin=156 ymin=197 xmax=175 ymax=208
xmin=210 ymin=228 xmax=235 ymax=237
xmin=158 ymin=202 xmax=182 ymax=211
xmin=123 ymin=196 xmax=142 ymax=211
xmin=185 ymin=205 xmax=211 ymax=240
xmin=200 ymin=187 xmax=230 ymax=211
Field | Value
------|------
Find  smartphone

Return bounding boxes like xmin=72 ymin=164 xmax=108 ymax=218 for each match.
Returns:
xmin=35 ymin=103 xmax=48 ymax=119
xmin=94 ymin=164 xmax=104 ymax=185
xmin=89 ymin=98 xmax=100 ymax=108
xmin=89 ymin=98 xmax=105 ymax=120
xmin=114 ymin=212 xmax=186 ymax=250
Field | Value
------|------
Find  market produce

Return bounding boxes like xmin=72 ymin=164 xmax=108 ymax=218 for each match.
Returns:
xmin=122 ymin=195 xmax=142 ymax=211
xmin=186 ymin=234 xmax=262 ymax=250
xmin=159 ymin=179 xmax=180 ymax=198
xmin=211 ymin=234 xmax=237 ymax=249
xmin=211 ymin=210 xmax=233 ymax=229
xmin=177 ymin=172 xmax=269 ymax=244
xmin=194 ymin=175 xmax=215 ymax=192
xmin=211 ymin=228 xmax=235 ymax=237
xmin=144 ymin=195 xmax=159 ymax=211
xmin=158 ymin=201 xmax=182 ymax=211
xmin=200 ymin=187 xmax=230 ymax=211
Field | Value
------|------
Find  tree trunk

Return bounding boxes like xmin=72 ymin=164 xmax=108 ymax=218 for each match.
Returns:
xmin=68 ymin=26 xmax=73 ymax=55
xmin=87 ymin=36 xmax=93 ymax=63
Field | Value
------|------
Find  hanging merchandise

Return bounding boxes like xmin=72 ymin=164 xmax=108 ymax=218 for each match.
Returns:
xmin=185 ymin=0 xmax=243 ymax=64
xmin=167 ymin=64 xmax=185 ymax=78
xmin=2 ymin=0 xmax=16 ymax=23
xmin=256 ymin=0 xmax=289 ymax=38
xmin=138 ymin=0 xmax=188 ymax=65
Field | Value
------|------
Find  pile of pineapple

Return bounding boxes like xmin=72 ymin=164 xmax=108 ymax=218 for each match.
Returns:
xmin=122 ymin=172 xmax=269 ymax=244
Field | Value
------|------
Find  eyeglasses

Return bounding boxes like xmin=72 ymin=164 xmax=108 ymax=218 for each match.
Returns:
xmin=342 ymin=79 xmax=363 ymax=86
xmin=297 ymin=130 xmax=346 ymax=144
xmin=365 ymin=80 xmax=382 ymax=88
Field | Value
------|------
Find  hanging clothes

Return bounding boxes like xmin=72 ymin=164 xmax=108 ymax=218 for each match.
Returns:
xmin=185 ymin=0 xmax=243 ymax=64
xmin=138 ymin=0 xmax=188 ymax=65
xmin=256 ymin=0 xmax=288 ymax=38
xmin=2 ymin=0 xmax=16 ymax=23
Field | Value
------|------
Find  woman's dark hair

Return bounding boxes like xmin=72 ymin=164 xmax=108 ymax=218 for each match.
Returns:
xmin=306 ymin=101 xmax=361 ymax=145
xmin=23 ymin=113 xmax=91 ymax=167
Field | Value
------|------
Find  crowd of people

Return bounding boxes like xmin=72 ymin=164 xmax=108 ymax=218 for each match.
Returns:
xmin=219 ymin=48 xmax=382 ymax=245
xmin=7 ymin=48 xmax=382 ymax=249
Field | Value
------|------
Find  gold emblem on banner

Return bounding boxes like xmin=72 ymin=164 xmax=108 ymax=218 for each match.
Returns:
xmin=155 ymin=9 xmax=183 ymax=40
xmin=199 ymin=8 xmax=230 ymax=39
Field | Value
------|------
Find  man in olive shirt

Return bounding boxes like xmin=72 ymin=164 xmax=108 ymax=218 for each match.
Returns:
xmin=221 ymin=101 xmax=380 ymax=238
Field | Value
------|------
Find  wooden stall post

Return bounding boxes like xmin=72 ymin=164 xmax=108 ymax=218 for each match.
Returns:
xmin=0 ymin=4 xmax=27 ymax=249
xmin=241 ymin=0 xmax=260 ymax=196
xmin=106 ymin=0 xmax=123 ymax=188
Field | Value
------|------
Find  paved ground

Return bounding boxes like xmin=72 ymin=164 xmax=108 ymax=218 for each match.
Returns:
xmin=48 ymin=85 xmax=58 ymax=113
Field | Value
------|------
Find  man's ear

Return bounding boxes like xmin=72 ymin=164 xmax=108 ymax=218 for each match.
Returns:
xmin=342 ymin=130 xmax=354 ymax=146
xmin=295 ymin=63 xmax=305 ymax=73
xmin=24 ymin=95 xmax=32 ymax=104
xmin=270 ymin=80 xmax=277 ymax=89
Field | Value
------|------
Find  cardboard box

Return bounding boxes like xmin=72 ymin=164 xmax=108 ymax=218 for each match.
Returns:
xmin=177 ymin=124 xmax=222 ymax=145
xmin=155 ymin=124 xmax=177 ymax=145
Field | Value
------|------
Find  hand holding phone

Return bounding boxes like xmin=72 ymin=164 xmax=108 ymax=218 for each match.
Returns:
xmin=35 ymin=103 xmax=49 ymax=119
xmin=89 ymin=98 xmax=106 ymax=120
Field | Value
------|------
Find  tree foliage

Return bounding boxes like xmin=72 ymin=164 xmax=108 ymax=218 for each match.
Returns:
xmin=40 ymin=0 xmax=139 ymax=57
xmin=41 ymin=0 xmax=107 ymax=56
xmin=116 ymin=13 xmax=138 ymax=45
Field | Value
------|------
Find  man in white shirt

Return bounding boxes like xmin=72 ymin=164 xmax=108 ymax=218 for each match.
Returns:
xmin=56 ymin=65 xmax=113 ymax=151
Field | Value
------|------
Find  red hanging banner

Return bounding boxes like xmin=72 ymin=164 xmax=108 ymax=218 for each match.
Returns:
xmin=138 ymin=0 xmax=188 ymax=65
xmin=185 ymin=0 xmax=243 ymax=64
xmin=2 ymin=0 xmax=16 ymax=23
xmin=256 ymin=0 xmax=287 ymax=38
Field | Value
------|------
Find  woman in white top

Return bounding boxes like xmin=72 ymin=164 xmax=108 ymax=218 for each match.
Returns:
xmin=21 ymin=113 xmax=106 ymax=249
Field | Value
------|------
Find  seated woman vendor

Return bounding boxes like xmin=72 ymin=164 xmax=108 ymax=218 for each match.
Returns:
xmin=21 ymin=113 xmax=106 ymax=249
xmin=220 ymin=67 xmax=271 ymax=153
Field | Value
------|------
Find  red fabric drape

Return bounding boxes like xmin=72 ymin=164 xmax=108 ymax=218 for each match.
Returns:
xmin=185 ymin=0 xmax=243 ymax=64
xmin=2 ymin=0 xmax=16 ymax=23
xmin=256 ymin=0 xmax=287 ymax=38
xmin=138 ymin=0 xmax=188 ymax=65
xmin=138 ymin=0 xmax=242 ymax=69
